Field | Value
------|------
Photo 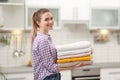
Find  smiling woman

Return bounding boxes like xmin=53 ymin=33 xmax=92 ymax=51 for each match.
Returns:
xmin=31 ymin=8 xmax=61 ymax=80
xmin=31 ymin=8 xmax=86 ymax=80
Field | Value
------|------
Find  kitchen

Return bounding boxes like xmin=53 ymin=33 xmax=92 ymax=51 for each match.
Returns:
xmin=0 ymin=0 xmax=120 ymax=80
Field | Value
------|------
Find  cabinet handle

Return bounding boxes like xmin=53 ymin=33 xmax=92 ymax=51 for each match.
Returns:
xmin=83 ymin=69 xmax=90 ymax=71
xmin=74 ymin=76 xmax=100 ymax=80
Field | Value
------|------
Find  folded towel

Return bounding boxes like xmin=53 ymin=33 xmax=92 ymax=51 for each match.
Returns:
xmin=57 ymin=47 xmax=91 ymax=56
xmin=57 ymin=56 xmax=92 ymax=63
xmin=56 ymin=41 xmax=91 ymax=52
xmin=58 ymin=61 xmax=92 ymax=67
xmin=58 ymin=51 xmax=91 ymax=59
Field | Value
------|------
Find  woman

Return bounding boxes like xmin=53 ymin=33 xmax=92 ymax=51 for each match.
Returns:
xmin=32 ymin=8 xmax=84 ymax=80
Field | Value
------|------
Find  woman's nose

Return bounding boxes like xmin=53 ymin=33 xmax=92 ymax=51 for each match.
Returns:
xmin=49 ymin=20 xmax=54 ymax=23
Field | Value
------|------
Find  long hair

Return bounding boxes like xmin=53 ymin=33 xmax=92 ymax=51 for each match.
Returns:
xmin=31 ymin=8 xmax=50 ymax=44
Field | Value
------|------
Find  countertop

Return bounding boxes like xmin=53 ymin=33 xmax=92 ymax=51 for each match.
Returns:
xmin=0 ymin=62 xmax=120 ymax=74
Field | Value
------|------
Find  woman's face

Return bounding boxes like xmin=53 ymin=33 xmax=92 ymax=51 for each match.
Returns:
xmin=38 ymin=12 xmax=54 ymax=32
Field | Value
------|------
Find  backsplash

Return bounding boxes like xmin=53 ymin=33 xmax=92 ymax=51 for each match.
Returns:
xmin=0 ymin=24 xmax=120 ymax=67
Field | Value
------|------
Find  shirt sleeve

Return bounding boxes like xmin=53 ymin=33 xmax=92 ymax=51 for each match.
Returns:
xmin=38 ymin=39 xmax=59 ymax=73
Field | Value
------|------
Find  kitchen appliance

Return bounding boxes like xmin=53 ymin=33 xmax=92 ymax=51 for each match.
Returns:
xmin=72 ymin=68 xmax=100 ymax=80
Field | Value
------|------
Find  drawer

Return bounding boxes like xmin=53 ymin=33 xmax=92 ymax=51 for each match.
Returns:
xmin=72 ymin=68 xmax=100 ymax=76
xmin=101 ymin=68 xmax=120 ymax=78
xmin=5 ymin=72 xmax=33 ymax=80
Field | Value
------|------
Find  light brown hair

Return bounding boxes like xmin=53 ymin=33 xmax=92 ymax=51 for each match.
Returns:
xmin=31 ymin=8 xmax=50 ymax=44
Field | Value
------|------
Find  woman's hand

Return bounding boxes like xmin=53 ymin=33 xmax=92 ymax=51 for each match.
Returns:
xmin=72 ymin=62 xmax=84 ymax=69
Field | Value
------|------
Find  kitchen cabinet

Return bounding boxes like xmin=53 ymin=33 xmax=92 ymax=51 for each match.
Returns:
xmin=60 ymin=70 xmax=71 ymax=80
xmin=90 ymin=8 xmax=119 ymax=29
xmin=101 ymin=68 xmax=120 ymax=80
xmin=1 ymin=70 xmax=71 ymax=80
xmin=25 ymin=6 xmax=60 ymax=30
xmin=25 ymin=0 xmax=61 ymax=30
xmin=25 ymin=0 xmax=60 ymax=6
xmin=0 ymin=0 xmax=25 ymax=31
xmin=4 ymin=72 xmax=33 ymax=80
xmin=90 ymin=0 xmax=119 ymax=7
xmin=61 ymin=0 xmax=90 ymax=20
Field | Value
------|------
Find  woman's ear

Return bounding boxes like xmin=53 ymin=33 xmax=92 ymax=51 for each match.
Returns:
xmin=36 ymin=21 xmax=39 ymax=25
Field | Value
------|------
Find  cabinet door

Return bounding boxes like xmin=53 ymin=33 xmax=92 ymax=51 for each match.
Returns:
xmin=5 ymin=72 xmax=33 ymax=80
xmin=101 ymin=68 xmax=120 ymax=80
xmin=0 ymin=2 xmax=25 ymax=30
xmin=91 ymin=0 xmax=119 ymax=7
xmin=26 ymin=6 xmax=60 ymax=30
xmin=25 ymin=0 xmax=60 ymax=6
xmin=90 ymin=8 xmax=119 ymax=29
xmin=60 ymin=70 xmax=71 ymax=80
xmin=61 ymin=6 xmax=73 ymax=20
xmin=77 ymin=0 xmax=90 ymax=20
xmin=61 ymin=0 xmax=90 ymax=20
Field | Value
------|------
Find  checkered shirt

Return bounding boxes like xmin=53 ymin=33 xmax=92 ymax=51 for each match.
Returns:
xmin=32 ymin=32 xmax=59 ymax=80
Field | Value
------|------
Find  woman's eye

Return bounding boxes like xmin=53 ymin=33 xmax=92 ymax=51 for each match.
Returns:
xmin=44 ymin=17 xmax=53 ymax=21
xmin=51 ymin=17 xmax=53 ymax=20
xmin=45 ymin=18 xmax=49 ymax=21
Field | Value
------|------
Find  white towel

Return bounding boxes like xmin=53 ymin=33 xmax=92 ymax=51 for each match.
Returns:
xmin=57 ymin=47 xmax=91 ymax=56
xmin=56 ymin=41 xmax=91 ymax=52
xmin=58 ymin=51 xmax=91 ymax=59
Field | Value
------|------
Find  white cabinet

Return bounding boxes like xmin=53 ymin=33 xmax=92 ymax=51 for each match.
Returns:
xmin=25 ymin=6 xmax=60 ymax=30
xmin=61 ymin=0 xmax=90 ymax=20
xmin=0 ymin=0 xmax=25 ymax=30
xmin=5 ymin=72 xmax=33 ymax=80
xmin=90 ymin=8 xmax=119 ymax=29
xmin=90 ymin=0 xmax=119 ymax=7
xmin=101 ymin=68 xmax=120 ymax=80
xmin=25 ymin=0 xmax=61 ymax=30
xmin=25 ymin=0 xmax=60 ymax=6
xmin=90 ymin=0 xmax=120 ymax=30
xmin=60 ymin=70 xmax=71 ymax=80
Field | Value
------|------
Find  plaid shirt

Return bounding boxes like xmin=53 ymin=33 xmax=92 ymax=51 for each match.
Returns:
xmin=32 ymin=32 xmax=59 ymax=80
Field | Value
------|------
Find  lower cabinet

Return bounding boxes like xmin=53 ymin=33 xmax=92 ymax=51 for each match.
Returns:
xmin=5 ymin=72 xmax=33 ymax=80
xmin=101 ymin=68 xmax=120 ymax=80
xmin=2 ymin=70 xmax=71 ymax=80
xmin=60 ymin=70 xmax=71 ymax=80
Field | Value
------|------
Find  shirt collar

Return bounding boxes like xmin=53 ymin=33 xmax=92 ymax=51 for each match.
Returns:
xmin=37 ymin=31 xmax=51 ymax=39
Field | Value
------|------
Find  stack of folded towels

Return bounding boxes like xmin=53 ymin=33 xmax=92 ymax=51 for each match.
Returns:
xmin=56 ymin=41 xmax=92 ymax=67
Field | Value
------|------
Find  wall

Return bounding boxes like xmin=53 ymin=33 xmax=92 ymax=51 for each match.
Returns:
xmin=51 ymin=24 xmax=120 ymax=63
xmin=0 ymin=24 xmax=120 ymax=67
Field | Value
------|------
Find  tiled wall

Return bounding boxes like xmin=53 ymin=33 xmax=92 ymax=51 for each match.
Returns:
xmin=0 ymin=24 xmax=120 ymax=67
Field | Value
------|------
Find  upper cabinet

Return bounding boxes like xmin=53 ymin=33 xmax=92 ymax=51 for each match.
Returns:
xmin=25 ymin=0 xmax=61 ymax=30
xmin=90 ymin=0 xmax=120 ymax=7
xmin=90 ymin=0 xmax=120 ymax=30
xmin=90 ymin=8 xmax=119 ymax=29
xmin=0 ymin=0 xmax=25 ymax=30
xmin=60 ymin=0 xmax=90 ymax=20
xmin=26 ymin=6 xmax=60 ymax=30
